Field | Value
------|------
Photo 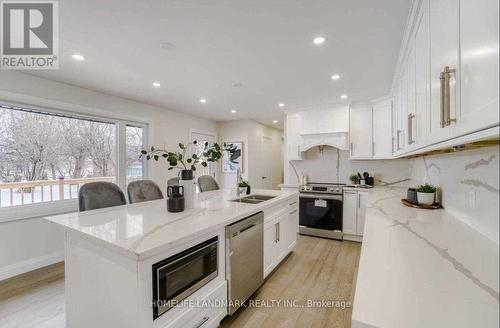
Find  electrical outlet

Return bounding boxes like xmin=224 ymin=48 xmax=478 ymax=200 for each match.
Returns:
xmin=468 ymin=189 xmax=476 ymax=209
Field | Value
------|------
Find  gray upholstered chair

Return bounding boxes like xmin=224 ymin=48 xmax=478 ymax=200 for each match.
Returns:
xmin=127 ymin=180 xmax=164 ymax=204
xmin=78 ymin=182 xmax=127 ymax=212
xmin=167 ymin=177 xmax=180 ymax=186
xmin=198 ymin=175 xmax=220 ymax=192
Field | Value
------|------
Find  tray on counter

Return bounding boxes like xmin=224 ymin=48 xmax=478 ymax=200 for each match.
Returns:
xmin=401 ymin=198 xmax=443 ymax=209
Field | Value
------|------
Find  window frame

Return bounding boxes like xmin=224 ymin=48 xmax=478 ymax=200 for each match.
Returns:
xmin=0 ymin=98 xmax=150 ymax=223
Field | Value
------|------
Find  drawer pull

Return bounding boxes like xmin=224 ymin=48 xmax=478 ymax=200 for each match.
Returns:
xmin=289 ymin=201 xmax=297 ymax=206
xmin=194 ymin=316 xmax=210 ymax=328
xmin=290 ymin=209 xmax=297 ymax=215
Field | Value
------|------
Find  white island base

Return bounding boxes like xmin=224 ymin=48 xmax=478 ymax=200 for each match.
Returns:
xmin=64 ymin=229 xmax=227 ymax=328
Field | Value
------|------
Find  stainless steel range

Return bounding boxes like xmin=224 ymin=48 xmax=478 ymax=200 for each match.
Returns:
xmin=299 ymin=183 xmax=345 ymax=240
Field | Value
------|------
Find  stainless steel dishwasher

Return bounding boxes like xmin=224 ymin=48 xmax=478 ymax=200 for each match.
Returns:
xmin=225 ymin=211 xmax=264 ymax=315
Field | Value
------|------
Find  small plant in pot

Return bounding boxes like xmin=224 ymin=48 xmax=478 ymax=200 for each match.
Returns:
xmin=416 ymin=183 xmax=437 ymax=205
xmin=349 ymin=174 xmax=360 ymax=185
xmin=238 ymin=180 xmax=250 ymax=195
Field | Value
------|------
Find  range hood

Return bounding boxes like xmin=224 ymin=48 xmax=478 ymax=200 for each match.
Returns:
xmin=299 ymin=131 xmax=349 ymax=152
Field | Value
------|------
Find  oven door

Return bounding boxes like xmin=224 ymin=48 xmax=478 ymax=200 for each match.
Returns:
xmin=299 ymin=194 xmax=343 ymax=236
xmin=152 ymin=236 xmax=218 ymax=319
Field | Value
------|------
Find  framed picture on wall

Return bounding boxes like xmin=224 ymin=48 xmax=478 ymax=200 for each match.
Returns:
xmin=222 ymin=141 xmax=243 ymax=173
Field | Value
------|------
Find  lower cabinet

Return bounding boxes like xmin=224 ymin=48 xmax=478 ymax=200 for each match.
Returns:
xmin=343 ymin=190 xmax=369 ymax=242
xmin=263 ymin=200 xmax=298 ymax=278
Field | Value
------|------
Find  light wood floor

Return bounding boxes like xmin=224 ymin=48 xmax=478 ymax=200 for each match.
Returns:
xmin=0 ymin=236 xmax=361 ymax=328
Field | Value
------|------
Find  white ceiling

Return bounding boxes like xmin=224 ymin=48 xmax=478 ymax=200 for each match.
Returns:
xmin=27 ymin=0 xmax=411 ymax=129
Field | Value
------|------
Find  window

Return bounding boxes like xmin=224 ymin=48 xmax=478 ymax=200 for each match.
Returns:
xmin=0 ymin=103 xmax=147 ymax=220
xmin=126 ymin=125 xmax=144 ymax=185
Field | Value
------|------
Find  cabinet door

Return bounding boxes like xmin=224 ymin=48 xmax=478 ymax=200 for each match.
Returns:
xmin=429 ymin=0 xmax=459 ymax=142
xmin=342 ymin=191 xmax=358 ymax=235
xmin=414 ymin=3 xmax=429 ymax=147
xmin=284 ymin=207 xmax=298 ymax=253
xmin=356 ymin=192 xmax=369 ymax=236
xmin=286 ymin=114 xmax=302 ymax=160
xmin=349 ymin=105 xmax=373 ymax=158
xmin=372 ymin=100 xmax=393 ymax=158
xmin=457 ymin=0 xmax=499 ymax=135
xmin=275 ymin=213 xmax=289 ymax=263
xmin=263 ymin=221 xmax=278 ymax=278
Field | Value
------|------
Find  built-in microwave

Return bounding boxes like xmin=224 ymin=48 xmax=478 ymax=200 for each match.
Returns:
xmin=152 ymin=236 xmax=218 ymax=319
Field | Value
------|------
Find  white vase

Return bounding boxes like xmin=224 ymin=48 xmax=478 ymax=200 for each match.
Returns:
xmin=417 ymin=192 xmax=435 ymax=205
xmin=180 ymin=178 xmax=196 ymax=209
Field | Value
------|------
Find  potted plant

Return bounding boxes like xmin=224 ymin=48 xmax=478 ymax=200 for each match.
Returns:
xmin=416 ymin=183 xmax=437 ymax=205
xmin=141 ymin=141 xmax=224 ymax=208
xmin=349 ymin=174 xmax=360 ymax=185
xmin=238 ymin=180 xmax=250 ymax=195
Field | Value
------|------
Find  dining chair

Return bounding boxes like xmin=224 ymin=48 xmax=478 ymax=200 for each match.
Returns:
xmin=127 ymin=180 xmax=164 ymax=204
xmin=78 ymin=181 xmax=127 ymax=211
xmin=198 ymin=175 xmax=220 ymax=192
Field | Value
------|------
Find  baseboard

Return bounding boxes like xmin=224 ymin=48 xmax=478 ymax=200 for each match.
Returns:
xmin=0 ymin=251 xmax=64 ymax=281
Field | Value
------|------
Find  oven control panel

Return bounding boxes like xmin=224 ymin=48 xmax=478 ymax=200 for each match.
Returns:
xmin=299 ymin=185 xmax=343 ymax=194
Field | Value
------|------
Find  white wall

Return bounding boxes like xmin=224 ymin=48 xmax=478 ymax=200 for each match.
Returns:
xmin=410 ymin=146 xmax=499 ymax=243
xmin=217 ymin=120 xmax=283 ymax=190
xmin=0 ymin=71 xmax=217 ymax=279
xmin=287 ymin=146 xmax=410 ymax=185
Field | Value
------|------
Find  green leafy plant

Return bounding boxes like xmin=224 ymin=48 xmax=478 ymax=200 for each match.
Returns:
xmin=238 ymin=180 xmax=250 ymax=188
xmin=416 ymin=183 xmax=437 ymax=193
xmin=140 ymin=141 xmax=223 ymax=171
xmin=349 ymin=174 xmax=360 ymax=184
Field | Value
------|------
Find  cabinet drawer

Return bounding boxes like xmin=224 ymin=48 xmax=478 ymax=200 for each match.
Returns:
xmin=162 ymin=281 xmax=227 ymax=328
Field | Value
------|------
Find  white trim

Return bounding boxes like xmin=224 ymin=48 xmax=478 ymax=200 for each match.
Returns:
xmin=0 ymin=199 xmax=78 ymax=223
xmin=0 ymin=251 xmax=64 ymax=281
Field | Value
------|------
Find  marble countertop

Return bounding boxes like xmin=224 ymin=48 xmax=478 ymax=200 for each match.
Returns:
xmin=45 ymin=189 xmax=297 ymax=260
xmin=352 ymin=186 xmax=499 ymax=328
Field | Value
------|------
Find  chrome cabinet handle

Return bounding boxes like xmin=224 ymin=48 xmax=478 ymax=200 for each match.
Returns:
xmin=193 ymin=316 xmax=210 ymax=328
xmin=358 ymin=193 xmax=361 ymax=209
xmin=290 ymin=209 xmax=297 ymax=215
xmin=440 ymin=70 xmax=446 ymax=128
xmin=440 ymin=66 xmax=456 ymax=127
xmin=275 ymin=223 xmax=279 ymax=243
xmin=396 ymin=130 xmax=401 ymax=150
xmin=407 ymin=113 xmax=415 ymax=144
xmin=289 ymin=201 xmax=297 ymax=206
xmin=350 ymin=143 xmax=354 ymax=156
xmin=277 ymin=222 xmax=280 ymax=242
xmin=372 ymin=141 xmax=375 ymax=156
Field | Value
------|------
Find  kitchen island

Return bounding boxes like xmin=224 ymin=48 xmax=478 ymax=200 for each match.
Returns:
xmin=352 ymin=186 xmax=499 ymax=328
xmin=45 ymin=188 xmax=298 ymax=328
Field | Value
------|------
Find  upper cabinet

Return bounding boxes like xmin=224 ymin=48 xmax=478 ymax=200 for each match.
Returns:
xmin=392 ymin=0 xmax=498 ymax=156
xmin=457 ymin=0 xmax=499 ymax=135
xmin=372 ymin=98 xmax=393 ymax=158
xmin=285 ymin=113 xmax=302 ymax=161
xmin=349 ymin=104 xmax=373 ymax=159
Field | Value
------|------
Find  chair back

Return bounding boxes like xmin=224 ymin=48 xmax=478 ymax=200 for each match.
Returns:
xmin=79 ymin=182 xmax=126 ymax=211
xmin=127 ymin=180 xmax=164 ymax=204
xmin=198 ymin=175 xmax=220 ymax=192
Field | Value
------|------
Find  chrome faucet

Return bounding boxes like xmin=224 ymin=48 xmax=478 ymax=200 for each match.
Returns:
xmin=236 ymin=167 xmax=242 ymax=197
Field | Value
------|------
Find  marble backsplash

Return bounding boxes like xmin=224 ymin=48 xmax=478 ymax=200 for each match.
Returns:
xmin=410 ymin=145 xmax=499 ymax=243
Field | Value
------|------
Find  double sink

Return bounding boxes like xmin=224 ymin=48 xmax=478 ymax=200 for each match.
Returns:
xmin=230 ymin=194 xmax=276 ymax=204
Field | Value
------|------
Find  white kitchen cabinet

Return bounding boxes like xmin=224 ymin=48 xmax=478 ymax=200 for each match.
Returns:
xmin=343 ymin=189 xmax=369 ymax=242
xmin=342 ymin=191 xmax=358 ymax=235
xmin=372 ymin=98 xmax=393 ymax=158
xmin=286 ymin=113 xmax=302 ymax=161
xmin=428 ymin=0 xmax=459 ymax=143
xmin=349 ymin=104 xmax=373 ymax=159
xmin=413 ymin=1 xmax=429 ymax=147
xmin=263 ymin=200 xmax=298 ymax=278
xmin=456 ymin=0 xmax=499 ymax=136
xmin=301 ymin=106 xmax=349 ymax=135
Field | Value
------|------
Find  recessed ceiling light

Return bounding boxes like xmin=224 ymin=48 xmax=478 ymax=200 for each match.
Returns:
xmin=331 ymin=74 xmax=340 ymax=80
xmin=273 ymin=120 xmax=278 ymax=124
xmin=199 ymin=98 xmax=207 ymax=104
xmin=231 ymin=110 xmax=237 ymax=114
xmin=71 ymin=54 xmax=85 ymax=61
xmin=340 ymin=94 xmax=348 ymax=99
xmin=278 ymin=103 xmax=285 ymax=108
xmin=313 ymin=36 xmax=326 ymax=45
xmin=152 ymin=82 xmax=161 ymax=88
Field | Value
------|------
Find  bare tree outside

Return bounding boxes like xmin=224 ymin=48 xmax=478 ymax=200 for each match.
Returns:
xmin=0 ymin=107 xmax=119 ymax=207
